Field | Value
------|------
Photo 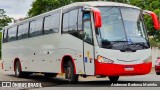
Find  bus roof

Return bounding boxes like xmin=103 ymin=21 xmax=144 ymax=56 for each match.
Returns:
xmin=64 ymin=1 xmax=140 ymax=10
xmin=4 ymin=1 xmax=140 ymax=29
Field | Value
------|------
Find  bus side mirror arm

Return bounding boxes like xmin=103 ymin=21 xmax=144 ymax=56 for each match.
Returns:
xmin=143 ymin=10 xmax=160 ymax=30
xmin=82 ymin=6 xmax=102 ymax=28
xmin=91 ymin=8 xmax=102 ymax=28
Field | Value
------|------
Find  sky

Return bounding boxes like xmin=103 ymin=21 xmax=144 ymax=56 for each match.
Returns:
xmin=0 ymin=0 xmax=34 ymax=19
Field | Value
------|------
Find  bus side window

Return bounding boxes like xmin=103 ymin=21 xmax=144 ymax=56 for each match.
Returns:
xmin=23 ymin=23 xmax=29 ymax=38
xmin=35 ymin=18 xmax=43 ymax=35
xmin=78 ymin=8 xmax=82 ymax=31
xmin=63 ymin=12 xmax=69 ymax=32
xmin=5 ymin=29 xmax=8 ymax=42
xmin=62 ymin=8 xmax=83 ymax=40
xmin=8 ymin=26 xmax=17 ymax=42
xmin=18 ymin=25 xmax=23 ymax=39
xmin=62 ymin=9 xmax=78 ymax=32
xmin=18 ymin=23 xmax=28 ymax=40
xmin=83 ymin=12 xmax=93 ymax=45
xmin=29 ymin=21 xmax=36 ymax=37
xmin=44 ymin=16 xmax=52 ymax=34
xmin=70 ymin=8 xmax=83 ymax=40
xmin=77 ymin=8 xmax=83 ymax=39
xmin=68 ymin=9 xmax=78 ymax=32
xmin=51 ymin=13 xmax=60 ymax=33
xmin=2 ymin=30 xmax=4 ymax=43
xmin=29 ymin=18 xmax=43 ymax=37
xmin=3 ymin=29 xmax=7 ymax=43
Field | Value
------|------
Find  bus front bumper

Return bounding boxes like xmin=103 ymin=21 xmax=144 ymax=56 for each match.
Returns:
xmin=95 ymin=60 xmax=152 ymax=76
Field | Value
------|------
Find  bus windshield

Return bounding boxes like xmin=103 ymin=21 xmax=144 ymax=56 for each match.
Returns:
xmin=96 ymin=7 xmax=150 ymax=50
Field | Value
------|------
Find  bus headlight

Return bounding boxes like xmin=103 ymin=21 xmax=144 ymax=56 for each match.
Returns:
xmin=143 ymin=56 xmax=152 ymax=63
xmin=97 ymin=55 xmax=114 ymax=63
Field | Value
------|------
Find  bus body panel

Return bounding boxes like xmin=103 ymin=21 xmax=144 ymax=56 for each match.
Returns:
xmin=95 ymin=60 xmax=152 ymax=76
xmin=2 ymin=33 xmax=86 ymax=74
xmin=94 ymin=47 xmax=152 ymax=76
xmin=58 ymin=34 xmax=85 ymax=74
xmin=95 ymin=47 xmax=151 ymax=65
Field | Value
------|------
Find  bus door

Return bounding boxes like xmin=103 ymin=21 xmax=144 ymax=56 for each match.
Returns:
xmin=83 ymin=12 xmax=95 ymax=75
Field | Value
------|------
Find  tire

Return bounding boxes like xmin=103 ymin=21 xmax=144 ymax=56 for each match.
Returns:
xmin=108 ymin=76 xmax=119 ymax=82
xmin=65 ymin=60 xmax=78 ymax=84
xmin=156 ymin=72 xmax=160 ymax=75
xmin=15 ymin=61 xmax=30 ymax=78
xmin=15 ymin=61 xmax=23 ymax=78
xmin=44 ymin=73 xmax=57 ymax=77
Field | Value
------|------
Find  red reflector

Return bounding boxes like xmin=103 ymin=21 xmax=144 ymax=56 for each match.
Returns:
xmin=2 ymin=62 xmax=3 ymax=69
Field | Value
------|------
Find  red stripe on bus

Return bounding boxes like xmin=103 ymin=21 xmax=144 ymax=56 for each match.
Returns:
xmin=95 ymin=59 xmax=152 ymax=76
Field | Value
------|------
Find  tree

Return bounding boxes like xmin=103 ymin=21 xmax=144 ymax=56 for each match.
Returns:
xmin=28 ymin=0 xmax=87 ymax=17
xmin=0 ymin=32 xmax=1 ymax=59
xmin=0 ymin=9 xmax=11 ymax=59
xmin=28 ymin=0 xmax=100 ymax=17
xmin=0 ymin=9 xmax=12 ymax=30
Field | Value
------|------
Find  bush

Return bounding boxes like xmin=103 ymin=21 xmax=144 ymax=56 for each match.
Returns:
xmin=149 ymin=38 xmax=160 ymax=48
xmin=0 ymin=32 xmax=1 ymax=59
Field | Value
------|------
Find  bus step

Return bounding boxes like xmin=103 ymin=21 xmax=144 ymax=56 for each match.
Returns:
xmin=96 ymin=75 xmax=106 ymax=78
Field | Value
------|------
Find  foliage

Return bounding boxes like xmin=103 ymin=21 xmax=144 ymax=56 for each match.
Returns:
xmin=28 ymin=0 xmax=88 ymax=17
xmin=0 ymin=32 xmax=1 ymax=59
xmin=0 ymin=9 xmax=12 ymax=30
xmin=0 ymin=9 xmax=11 ymax=59
xmin=149 ymin=38 xmax=160 ymax=48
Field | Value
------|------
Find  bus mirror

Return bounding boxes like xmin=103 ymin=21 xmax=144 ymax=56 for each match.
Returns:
xmin=143 ymin=10 xmax=160 ymax=30
xmin=91 ymin=8 xmax=102 ymax=28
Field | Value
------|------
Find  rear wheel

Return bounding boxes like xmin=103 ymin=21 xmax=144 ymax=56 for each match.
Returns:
xmin=65 ymin=60 xmax=78 ymax=84
xmin=108 ymin=76 xmax=119 ymax=82
xmin=15 ymin=61 xmax=30 ymax=78
xmin=44 ymin=73 xmax=57 ymax=77
xmin=15 ymin=61 xmax=23 ymax=78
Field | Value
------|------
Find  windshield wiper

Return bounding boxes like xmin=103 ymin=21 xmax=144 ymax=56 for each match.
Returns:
xmin=101 ymin=40 xmax=127 ymax=49
xmin=128 ymin=42 xmax=149 ymax=49
xmin=101 ymin=37 xmax=128 ymax=48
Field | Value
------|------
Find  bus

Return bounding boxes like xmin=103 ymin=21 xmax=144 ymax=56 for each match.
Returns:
xmin=2 ymin=1 xmax=160 ymax=83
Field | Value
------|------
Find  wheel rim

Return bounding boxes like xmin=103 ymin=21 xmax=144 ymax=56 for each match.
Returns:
xmin=16 ymin=64 xmax=20 ymax=76
xmin=66 ymin=66 xmax=71 ymax=80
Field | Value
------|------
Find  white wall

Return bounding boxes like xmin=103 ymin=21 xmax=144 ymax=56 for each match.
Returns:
xmin=151 ymin=47 xmax=160 ymax=67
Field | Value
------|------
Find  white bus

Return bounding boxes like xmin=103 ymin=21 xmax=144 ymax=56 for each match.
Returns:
xmin=2 ymin=1 xmax=159 ymax=83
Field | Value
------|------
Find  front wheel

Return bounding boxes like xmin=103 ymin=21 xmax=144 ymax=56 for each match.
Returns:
xmin=156 ymin=72 xmax=160 ymax=75
xmin=44 ymin=73 xmax=57 ymax=77
xmin=65 ymin=61 xmax=78 ymax=84
xmin=108 ymin=76 xmax=119 ymax=82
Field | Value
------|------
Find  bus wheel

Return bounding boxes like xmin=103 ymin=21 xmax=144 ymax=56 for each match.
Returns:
xmin=108 ymin=76 xmax=119 ymax=82
xmin=15 ymin=61 xmax=23 ymax=78
xmin=44 ymin=73 xmax=57 ymax=77
xmin=156 ymin=72 xmax=160 ymax=75
xmin=65 ymin=60 xmax=78 ymax=84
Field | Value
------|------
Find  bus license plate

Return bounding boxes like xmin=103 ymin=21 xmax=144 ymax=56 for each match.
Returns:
xmin=125 ymin=67 xmax=134 ymax=71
